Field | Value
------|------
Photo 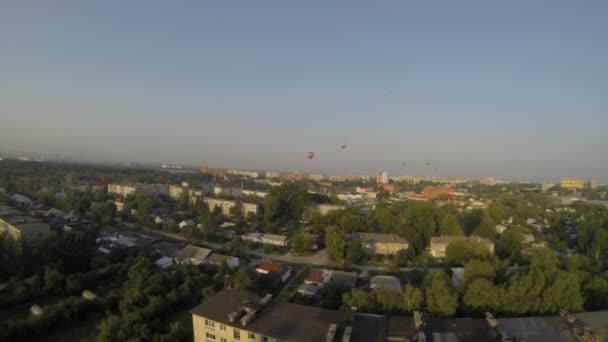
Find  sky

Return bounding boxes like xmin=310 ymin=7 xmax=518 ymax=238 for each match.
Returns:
xmin=1 ymin=1 xmax=607 ymax=182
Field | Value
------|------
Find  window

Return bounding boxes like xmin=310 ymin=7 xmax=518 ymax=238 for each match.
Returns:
xmin=220 ymin=338 xmax=227 ymax=342
xmin=220 ymin=324 xmax=226 ymax=331
xmin=205 ymin=332 xmax=216 ymax=341
xmin=248 ymin=332 xmax=255 ymax=340
xmin=262 ymin=337 xmax=269 ymax=342
xmin=234 ymin=329 xmax=240 ymax=340
xmin=205 ymin=319 xmax=215 ymax=329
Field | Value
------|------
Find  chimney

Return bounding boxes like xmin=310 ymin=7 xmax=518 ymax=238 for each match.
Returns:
xmin=240 ymin=310 xmax=257 ymax=327
xmin=259 ymin=294 xmax=272 ymax=307
xmin=228 ymin=308 xmax=244 ymax=323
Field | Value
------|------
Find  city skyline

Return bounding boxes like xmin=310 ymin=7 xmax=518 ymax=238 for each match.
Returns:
xmin=2 ymin=1 xmax=607 ymax=182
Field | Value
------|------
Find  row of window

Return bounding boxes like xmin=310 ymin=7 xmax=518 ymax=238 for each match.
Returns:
xmin=203 ymin=321 xmax=268 ymax=341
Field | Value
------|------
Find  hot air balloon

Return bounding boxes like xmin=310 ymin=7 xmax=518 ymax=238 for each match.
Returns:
xmin=426 ymin=160 xmax=431 ymax=166
xmin=402 ymin=161 xmax=407 ymax=167
xmin=307 ymin=152 xmax=314 ymax=160
xmin=341 ymin=144 xmax=347 ymax=150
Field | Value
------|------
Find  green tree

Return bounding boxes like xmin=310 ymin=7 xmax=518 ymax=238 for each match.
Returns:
xmin=325 ymin=226 xmax=347 ymax=265
xmin=473 ymin=211 xmax=496 ymax=240
xmin=291 ymin=229 xmax=315 ymax=253
xmin=440 ymin=214 xmax=463 ymax=236
xmin=345 ymin=240 xmax=364 ymax=264
xmin=43 ymin=266 xmax=65 ymax=294
xmin=423 ymin=271 xmax=458 ymax=316
xmin=463 ymin=279 xmax=501 ymax=314
xmin=234 ymin=268 xmax=258 ymax=294
xmin=540 ymin=271 xmax=583 ymax=313
xmin=463 ymin=259 xmax=495 ymax=288
xmin=264 ymin=182 xmax=310 ymax=223
xmin=583 ymin=276 xmax=608 ymax=310
xmin=91 ymin=201 xmax=116 ymax=225
xmin=402 ymin=284 xmax=423 ymax=312
xmin=497 ymin=230 xmax=524 ymax=261
xmin=445 ymin=239 xmax=491 ymax=266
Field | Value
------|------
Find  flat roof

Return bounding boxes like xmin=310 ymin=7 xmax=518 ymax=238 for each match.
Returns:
xmin=498 ymin=316 xmax=574 ymax=342
xmin=191 ymin=289 xmax=386 ymax=342
xmin=351 ymin=233 xmax=408 ymax=244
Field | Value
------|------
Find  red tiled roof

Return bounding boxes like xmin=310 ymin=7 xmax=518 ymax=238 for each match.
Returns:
xmin=256 ymin=262 xmax=287 ymax=274
xmin=306 ymin=268 xmax=325 ymax=283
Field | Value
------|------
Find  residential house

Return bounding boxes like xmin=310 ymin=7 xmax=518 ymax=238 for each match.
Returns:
xmin=179 ymin=219 xmax=196 ymax=229
xmin=255 ymin=262 xmax=292 ymax=283
xmin=349 ymin=233 xmax=409 ymax=255
xmin=205 ymin=253 xmax=240 ymax=269
xmin=370 ymin=275 xmax=401 ymax=293
xmin=429 ymin=236 xmax=495 ymax=258
xmin=316 ymin=204 xmax=345 ymax=216
xmin=174 ymin=245 xmax=212 ymax=266
xmin=242 ymin=233 xmax=289 ymax=247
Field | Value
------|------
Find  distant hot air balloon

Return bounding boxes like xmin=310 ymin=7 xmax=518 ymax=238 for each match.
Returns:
xmin=402 ymin=161 xmax=407 ymax=168
xmin=426 ymin=160 xmax=431 ymax=166
xmin=341 ymin=144 xmax=347 ymax=150
xmin=307 ymin=152 xmax=315 ymax=160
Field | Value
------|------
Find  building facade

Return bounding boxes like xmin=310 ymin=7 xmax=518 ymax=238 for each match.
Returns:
xmin=429 ymin=236 xmax=495 ymax=258
xmin=376 ymin=171 xmax=389 ymax=184
xmin=561 ymin=178 xmax=585 ymax=190
xmin=350 ymin=233 xmax=409 ymax=255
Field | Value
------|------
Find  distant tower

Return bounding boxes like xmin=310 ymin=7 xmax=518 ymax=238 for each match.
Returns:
xmin=376 ymin=171 xmax=389 ymax=184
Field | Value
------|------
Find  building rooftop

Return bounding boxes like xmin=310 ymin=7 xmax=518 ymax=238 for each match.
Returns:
xmin=191 ymin=289 xmax=386 ymax=342
xmin=175 ymin=245 xmax=212 ymax=264
xmin=430 ymin=235 xmax=493 ymax=245
xmin=370 ymin=275 xmax=401 ymax=292
xmin=350 ymin=233 xmax=408 ymax=244
xmin=256 ymin=262 xmax=289 ymax=274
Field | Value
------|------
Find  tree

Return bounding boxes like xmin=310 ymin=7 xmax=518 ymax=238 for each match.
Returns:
xmin=0 ymin=236 xmax=22 ymax=282
xmin=402 ymin=284 xmax=423 ymax=312
xmin=90 ymin=201 xmax=116 ymax=225
xmin=473 ymin=211 xmax=496 ymax=240
xmin=440 ymin=214 xmax=463 ymax=236
xmin=325 ymin=226 xmax=347 ymax=265
xmin=291 ymin=229 xmax=315 ymax=253
xmin=463 ymin=259 xmax=495 ymax=288
xmin=345 ymin=240 xmax=364 ymax=264
xmin=234 ymin=268 xmax=258 ymax=294
xmin=43 ymin=266 xmax=65 ymax=294
xmin=264 ymin=182 xmax=310 ymax=223
xmin=540 ymin=272 xmax=583 ymax=313
xmin=463 ymin=279 xmax=501 ymax=314
xmin=445 ymin=239 xmax=491 ymax=266
xmin=583 ymin=276 xmax=608 ymax=310
xmin=178 ymin=190 xmax=190 ymax=210
xmin=423 ymin=271 xmax=458 ymax=316
xmin=497 ymin=230 xmax=524 ymax=261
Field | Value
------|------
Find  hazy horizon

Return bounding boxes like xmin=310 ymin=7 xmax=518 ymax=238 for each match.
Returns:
xmin=2 ymin=1 xmax=607 ymax=183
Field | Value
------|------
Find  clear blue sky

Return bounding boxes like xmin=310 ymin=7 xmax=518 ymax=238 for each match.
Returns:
xmin=1 ymin=1 xmax=607 ymax=182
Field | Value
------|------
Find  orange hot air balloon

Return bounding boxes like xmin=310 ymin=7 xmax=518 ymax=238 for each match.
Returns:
xmin=307 ymin=152 xmax=315 ymax=160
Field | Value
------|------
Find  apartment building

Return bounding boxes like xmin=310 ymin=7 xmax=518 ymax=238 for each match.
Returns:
xmin=107 ymin=184 xmax=136 ymax=197
xmin=561 ymin=178 xmax=585 ymax=190
xmin=191 ymin=289 xmax=387 ymax=342
xmin=349 ymin=233 xmax=409 ymax=255
xmin=204 ymin=198 xmax=259 ymax=217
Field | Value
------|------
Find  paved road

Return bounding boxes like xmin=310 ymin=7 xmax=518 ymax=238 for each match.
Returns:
xmin=276 ymin=265 xmax=311 ymax=298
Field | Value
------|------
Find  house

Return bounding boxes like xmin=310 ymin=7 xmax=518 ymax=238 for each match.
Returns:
xmin=174 ymin=245 xmax=212 ymax=265
xmin=329 ymin=270 xmax=357 ymax=288
xmin=429 ymin=236 xmax=495 ymax=258
xmin=370 ymin=275 xmax=401 ymax=293
xmin=523 ymin=234 xmax=535 ymax=244
xmin=154 ymin=256 xmax=173 ymax=269
xmin=495 ymin=224 xmax=507 ymax=234
xmin=179 ymin=219 xmax=195 ymax=229
xmin=349 ymin=233 xmax=409 ymax=255
xmin=205 ymin=253 xmax=240 ymax=269
xmin=255 ymin=262 xmax=292 ymax=283
xmin=242 ymin=233 xmax=289 ymax=247
xmin=316 ymin=204 xmax=345 ymax=216
xmin=10 ymin=194 xmax=33 ymax=207
xmin=305 ymin=268 xmax=332 ymax=285
xmin=297 ymin=283 xmax=322 ymax=297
